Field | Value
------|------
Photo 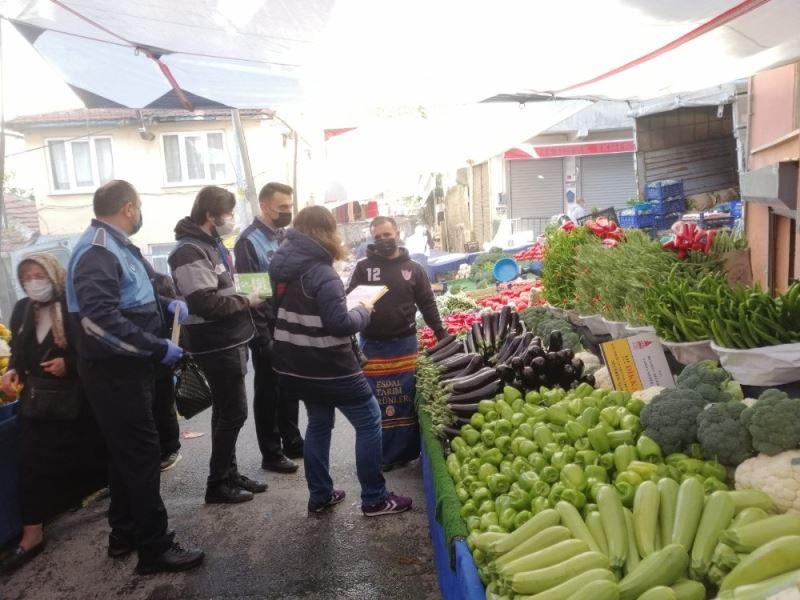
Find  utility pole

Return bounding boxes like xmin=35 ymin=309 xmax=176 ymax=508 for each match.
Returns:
xmin=231 ymin=109 xmax=258 ymax=219
xmin=0 ymin=20 xmax=6 ymax=231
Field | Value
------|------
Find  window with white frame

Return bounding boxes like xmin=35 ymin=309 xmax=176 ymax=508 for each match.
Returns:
xmin=161 ymin=131 xmax=228 ymax=185
xmin=46 ymin=137 xmax=114 ymax=192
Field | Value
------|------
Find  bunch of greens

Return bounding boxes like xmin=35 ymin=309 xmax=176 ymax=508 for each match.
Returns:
xmin=541 ymin=227 xmax=597 ymax=309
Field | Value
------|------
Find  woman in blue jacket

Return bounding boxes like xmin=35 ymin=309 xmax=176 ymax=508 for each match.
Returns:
xmin=269 ymin=206 xmax=411 ymax=516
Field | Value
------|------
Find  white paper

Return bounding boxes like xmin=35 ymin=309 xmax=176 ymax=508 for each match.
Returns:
xmin=346 ymin=285 xmax=388 ymax=311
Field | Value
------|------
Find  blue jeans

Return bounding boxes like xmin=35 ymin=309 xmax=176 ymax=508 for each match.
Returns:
xmin=303 ymin=396 xmax=387 ymax=506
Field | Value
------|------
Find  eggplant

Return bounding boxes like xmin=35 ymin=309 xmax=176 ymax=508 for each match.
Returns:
xmin=430 ymin=341 xmax=460 ymax=363
xmin=455 ymin=417 xmax=473 ymax=426
xmin=521 ymin=341 xmax=545 ymax=365
xmin=512 ymin=333 xmax=534 ymax=358
xmin=495 ymin=333 xmax=516 ymax=362
xmin=440 ymin=355 xmax=484 ymax=381
xmin=510 ymin=311 xmax=522 ymax=335
xmin=447 ymin=379 xmax=503 ymax=404
xmin=449 ymin=402 xmax=480 ymax=416
xmin=497 ymin=335 xmax=522 ymax=364
xmin=560 ymin=364 xmax=577 ymax=387
xmin=557 ymin=348 xmax=575 ymax=363
xmin=442 ymin=425 xmax=462 ymax=440
xmin=425 ymin=333 xmax=456 ymax=355
xmin=448 ymin=368 xmax=499 ymax=393
xmin=544 ymin=352 xmax=562 ymax=376
xmin=531 ymin=356 xmax=547 ymax=374
xmin=510 ymin=356 xmax=524 ymax=374
xmin=532 ymin=336 xmax=543 ymax=347
xmin=571 ymin=357 xmax=585 ymax=378
xmin=548 ymin=330 xmax=563 ymax=353
xmin=471 ymin=322 xmax=484 ymax=355
xmin=464 ymin=331 xmax=476 ymax=354
xmin=522 ymin=366 xmax=539 ymax=390
xmin=439 ymin=352 xmax=474 ymax=373
xmin=482 ymin=313 xmax=495 ymax=355
xmin=495 ymin=364 xmax=516 ymax=384
xmin=581 ymin=373 xmax=596 ymax=387
xmin=497 ymin=306 xmax=511 ymax=344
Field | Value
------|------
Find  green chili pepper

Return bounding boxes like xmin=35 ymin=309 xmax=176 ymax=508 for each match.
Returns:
xmin=560 ymin=463 xmax=587 ymax=491
xmin=561 ymin=488 xmax=587 ymax=510
xmin=530 ymin=496 xmax=550 ymax=514
xmin=585 ymin=464 xmax=608 ymax=483
xmin=702 ymin=460 xmax=727 ymax=481
xmin=487 ymin=473 xmax=511 ymax=495
xmin=578 ymin=406 xmax=601 ymax=428
xmin=514 ymin=510 xmax=533 ymax=529
xmin=613 ymin=445 xmax=638 ymax=472
xmin=614 ymin=480 xmax=636 ymax=508
xmin=635 ymin=435 xmax=663 ymax=463
xmin=576 ymin=450 xmax=600 ymax=466
xmin=547 ymin=482 xmax=566 ymax=506
xmin=565 ymin=420 xmax=588 ymax=443
xmin=627 ymin=460 xmax=659 ymax=480
xmin=540 ymin=466 xmax=559 ymax=484
xmin=608 ymin=429 xmax=635 ymax=448
xmin=587 ymin=426 xmax=611 ymax=453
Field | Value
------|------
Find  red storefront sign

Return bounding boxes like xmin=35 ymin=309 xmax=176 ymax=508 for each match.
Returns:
xmin=505 ymin=139 xmax=635 ymax=159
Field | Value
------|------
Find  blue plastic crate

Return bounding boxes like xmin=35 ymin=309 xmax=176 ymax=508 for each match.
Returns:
xmin=619 ymin=210 xmax=656 ymax=229
xmin=651 ymin=197 xmax=686 ymax=216
xmin=701 ymin=216 xmax=737 ymax=229
xmin=630 ymin=203 xmax=655 ymax=216
xmin=645 ymin=179 xmax=684 ymax=201
xmin=654 ymin=212 xmax=681 ymax=230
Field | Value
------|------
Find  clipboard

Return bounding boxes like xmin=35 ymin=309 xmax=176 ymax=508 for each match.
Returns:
xmin=172 ymin=308 xmax=181 ymax=344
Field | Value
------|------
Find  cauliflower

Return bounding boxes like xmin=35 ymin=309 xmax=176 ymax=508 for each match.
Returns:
xmin=592 ymin=366 xmax=613 ymax=390
xmin=640 ymin=387 xmax=708 ymax=455
xmin=735 ymin=449 xmax=800 ymax=514
xmin=632 ymin=387 xmax=665 ymax=404
xmin=740 ymin=389 xmax=800 ymax=456
xmin=696 ymin=401 xmax=755 ymax=466
xmin=575 ymin=351 xmax=600 ymax=370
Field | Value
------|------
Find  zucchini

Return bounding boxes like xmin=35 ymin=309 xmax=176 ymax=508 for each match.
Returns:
xmin=669 ymin=579 xmax=706 ymax=600
xmin=637 ymin=587 xmax=677 ymax=600
xmin=597 ymin=484 xmax=628 ymax=568
xmin=493 ymin=526 xmax=571 ymax=570
xmin=556 ymin=501 xmax=602 ymax=554
xmin=511 ymin=551 xmax=609 ymax=595
xmin=717 ymin=567 xmax=800 ymax=600
xmin=720 ymin=513 xmax=800 ymax=552
xmin=633 ymin=480 xmax=660 ymax=558
xmin=500 ymin=539 xmax=590 ymax=577
xmin=519 ymin=568 xmax=616 ymax=600
xmin=727 ymin=489 xmax=774 ymax=514
xmin=585 ymin=511 xmax=609 ymax=556
xmin=491 ymin=508 xmax=560 ymax=555
xmin=658 ymin=478 xmax=679 ymax=549
xmin=622 ymin=508 xmax=640 ymax=576
xmin=671 ymin=477 xmax=704 ymax=552
xmin=690 ymin=490 xmax=735 ymax=578
xmin=618 ymin=544 xmax=689 ymax=600
xmin=473 ymin=531 xmax=507 ymax=553
xmin=719 ymin=534 xmax=800 ymax=591
xmin=565 ymin=579 xmax=619 ymax=600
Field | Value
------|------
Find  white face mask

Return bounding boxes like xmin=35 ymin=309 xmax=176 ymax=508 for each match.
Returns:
xmin=215 ymin=217 xmax=235 ymax=237
xmin=24 ymin=279 xmax=54 ymax=303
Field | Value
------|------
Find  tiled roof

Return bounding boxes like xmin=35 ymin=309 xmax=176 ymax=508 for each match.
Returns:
xmin=8 ymin=108 xmax=274 ymax=128
xmin=1 ymin=194 xmax=40 ymax=252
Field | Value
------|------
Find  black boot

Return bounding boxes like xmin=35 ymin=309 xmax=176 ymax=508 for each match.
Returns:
xmin=205 ymin=481 xmax=254 ymax=504
xmin=231 ymin=473 xmax=268 ymax=494
xmin=261 ymin=455 xmax=298 ymax=473
xmin=135 ymin=540 xmax=204 ymax=575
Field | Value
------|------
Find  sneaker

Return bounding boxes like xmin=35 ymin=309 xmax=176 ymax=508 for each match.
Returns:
xmin=160 ymin=452 xmax=182 ymax=472
xmin=232 ymin=474 xmax=268 ymax=494
xmin=308 ymin=490 xmax=346 ymax=513
xmin=362 ymin=492 xmax=412 ymax=517
xmin=204 ymin=482 xmax=254 ymax=504
xmin=261 ymin=455 xmax=299 ymax=474
xmin=135 ymin=541 xmax=204 ymax=575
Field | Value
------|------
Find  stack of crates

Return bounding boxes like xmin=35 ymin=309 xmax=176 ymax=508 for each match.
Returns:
xmin=619 ymin=179 xmax=685 ymax=231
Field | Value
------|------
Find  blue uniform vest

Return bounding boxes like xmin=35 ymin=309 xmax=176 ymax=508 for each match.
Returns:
xmin=67 ymin=224 xmax=155 ymax=312
xmin=244 ymin=226 xmax=281 ymax=272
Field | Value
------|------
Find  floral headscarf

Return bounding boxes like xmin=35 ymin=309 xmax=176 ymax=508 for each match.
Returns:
xmin=17 ymin=252 xmax=68 ymax=349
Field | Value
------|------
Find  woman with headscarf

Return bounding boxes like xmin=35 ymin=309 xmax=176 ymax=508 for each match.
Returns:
xmin=0 ymin=253 xmax=106 ymax=574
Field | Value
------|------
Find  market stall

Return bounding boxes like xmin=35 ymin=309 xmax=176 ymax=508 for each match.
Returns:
xmin=414 ymin=217 xmax=800 ymax=599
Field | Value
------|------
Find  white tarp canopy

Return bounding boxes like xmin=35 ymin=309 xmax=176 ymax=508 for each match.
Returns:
xmin=2 ymin=0 xmax=800 ymax=113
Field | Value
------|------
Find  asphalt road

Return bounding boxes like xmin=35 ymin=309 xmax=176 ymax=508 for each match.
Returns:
xmin=1 ymin=370 xmax=440 ymax=600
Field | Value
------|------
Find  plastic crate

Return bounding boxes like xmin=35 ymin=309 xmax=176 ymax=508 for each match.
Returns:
xmin=654 ymin=212 xmax=681 ymax=230
xmin=619 ymin=209 xmax=656 ymax=229
xmin=700 ymin=215 xmax=737 ymax=229
xmin=645 ymin=179 xmax=684 ymax=201
xmin=651 ymin=197 xmax=686 ymax=216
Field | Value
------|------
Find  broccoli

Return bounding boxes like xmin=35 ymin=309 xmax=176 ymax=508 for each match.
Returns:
xmin=739 ymin=389 xmax=800 ymax=456
xmin=696 ymin=402 xmax=755 ymax=466
xmin=693 ymin=382 xmax=734 ymax=404
xmin=640 ymin=388 xmax=708 ymax=455
xmin=676 ymin=360 xmax=731 ymax=389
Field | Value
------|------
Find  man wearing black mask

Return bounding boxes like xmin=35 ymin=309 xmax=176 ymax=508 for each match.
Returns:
xmin=234 ymin=183 xmax=304 ymax=474
xmin=347 ymin=216 xmax=446 ymax=470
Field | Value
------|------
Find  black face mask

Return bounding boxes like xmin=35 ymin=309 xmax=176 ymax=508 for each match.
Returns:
xmin=274 ymin=212 xmax=292 ymax=228
xmin=374 ymin=238 xmax=397 ymax=257
xmin=131 ymin=211 xmax=143 ymax=235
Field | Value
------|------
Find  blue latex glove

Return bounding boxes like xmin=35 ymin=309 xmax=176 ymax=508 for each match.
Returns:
xmin=161 ymin=340 xmax=184 ymax=366
xmin=167 ymin=299 xmax=189 ymax=324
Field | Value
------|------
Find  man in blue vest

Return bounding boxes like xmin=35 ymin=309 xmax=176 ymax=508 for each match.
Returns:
xmin=66 ymin=180 xmax=204 ymax=575
xmin=234 ymin=182 xmax=303 ymax=473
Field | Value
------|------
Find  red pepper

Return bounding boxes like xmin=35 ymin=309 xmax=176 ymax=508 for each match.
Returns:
xmin=561 ymin=221 xmax=576 ymax=232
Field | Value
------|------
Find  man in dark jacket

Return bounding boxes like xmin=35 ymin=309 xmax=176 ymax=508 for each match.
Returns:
xmin=169 ymin=186 xmax=267 ymax=504
xmin=346 ymin=216 xmax=447 ymax=469
xmin=233 ymin=182 xmax=303 ymax=474
xmin=66 ymin=180 xmax=203 ymax=575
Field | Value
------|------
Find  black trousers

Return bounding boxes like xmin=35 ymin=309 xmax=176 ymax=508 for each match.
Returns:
xmin=196 ymin=347 xmax=249 ymax=486
xmin=251 ymin=344 xmax=303 ymax=460
xmin=78 ymin=358 xmax=171 ymax=560
xmin=153 ymin=366 xmax=181 ymax=457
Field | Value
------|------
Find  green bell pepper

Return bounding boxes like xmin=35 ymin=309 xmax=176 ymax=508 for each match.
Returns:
xmin=550 ymin=450 xmax=570 ymax=471
xmin=599 ymin=452 xmax=615 ymax=471
xmin=495 ymin=435 xmax=512 ymax=454
xmin=560 ymin=463 xmax=587 ymax=491
xmin=627 ymin=460 xmax=659 ymax=480
xmin=573 ymin=437 xmax=591 ymax=452
xmin=469 ymin=412 xmax=485 ymax=431
xmin=635 ymin=435 xmax=663 ymax=463
xmin=465 ymin=457 xmax=481 ymax=476
xmin=620 ymin=414 xmax=641 ymax=435
xmin=588 ymin=481 xmax=604 ymax=502
xmin=626 ymin=398 xmax=645 ymax=416
xmin=499 ymin=507 xmax=517 ymax=531
xmin=486 ymin=525 xmax=507 ymax=535
xmin=666 ymin=452 xmax=689 ymax=466
xmin=543 ymin=388 xmax=566 ymax=406
xmin=478 ymin=499 xmax=496 ymax=516
xmin=553 ymin=432 xmax=569 ymax=445
xmin=510 ymin=411 xmax=525 ymax=428
xmin=614 ymin=481 xmax=636 ymax=508
xmin=465 ymin=515 xmax=481 ymax=532
xmin=565 ymin=420 xmax=587 ymax=443
xmin=615 ymin=470 xmax=643 ymax=488
xmin=561 ymin=488 xmax=587 ymax=510
xmin=702 ymin=460 xmax=727 ymax=482
xmin=479 ymin=511 xmax=499 ymax=531
xmin=483 ymin=448 xmax=503 ymax=466
xmin=487 ymin=473 xmax=511 ymax=495
xmin=510 ymin=437 xmax=524 ymax=456
xmin=530 ymin=480 xmax=550 ymax=499
xmin=587 ymin=426 xmax=611 ymax=453
xmin=525 ymin=405 xmax=548 ymax=422
xmin=574 ymin=382 xmax=594 ymax=398
xmin=450 ymin=435 xmax=468 ymax=455
xmin=575 ymin=449 xmax=599 ymax=466
xmin=480 ymin=428 xmax=496 ymax=447
xmin=562 ymin=446 xmax=577 ymax=463
xmin=518 ymin=439 xmax=537 ymax=458
xmin=542 ymin=443 xmax=560 ymax=462
xmin=478 ymin=463 xmax=498 ymax=483
xmin=511 ymin=396 xmax=525 ymax=412
xmin=547 ymin=482 xmax=566 ymax=505
xmin=681 ymin=473 xmax=705 ymax=485
xmin=578 ymin=406 xmax=601 ymax=428
xmin=508 ymin=487 xmax=530 ymax=511
xmin=525 ymin=390 xmax=542 ymax=405
xmin=568 ymin=397 xmax=585 ymax=417
xmin=499 ymin=461 xmax=514 ymax=479
xmin=511 ymin=456 xmax=530 ymax=477
xmin=703 ymin=476 xmax=729 ymax=494
xmin=582 ymin=503 xmax=599 ymax=519
xmin=455 ymin=485 xmax=470 ymax=504
xmin=460 ymin=499 xmax=478 ymax=519
xmin=484 ymin=410 xmax=499 ymax=423
xmin=613 ymin=445 xmax=638 ymax=472
xmin=608 ymin=429 xmax=635 ymax=448
xmin=585 ymin=464 xmax=609 ymax=484
xmin=468 ymin=479 xmax=486 ymax=496
xmin=461 ymin=427 xmax=481 ymax=447
xmin=607 ymin=390 xmax=628 ymax=407
xmin=530 ymin=496 xmax=550 ymax=514
xmin=599 ymin=407 xmax=620 ymax=428
xmin=478 ymin=399 xmax=496 ymax=415
xmin=517 ymin=422 xmax=535 ymax=440
xmin=533 ymin=425 xmax=555 ymax=448
xmin=527 ymin=452 xmax=547 ymax=473
xmin=517 ymin=470 xmax=539 ymax=493
xmin=495 ymin=419 xmax=513 ymax=437
xmin=514 ymin=510 xmax=532 ymax=529
xmin=678 ymin=458 xmax=705 ymax=475
xmin=540 ymin=466 xmax=559 ymax=484
xmin=666 ymin=465 xmax=681 ymax=481
xmin=494 ymin=494 xmax=512 ymax=514
xmin=504 ymin=385 xmax=522 ymax=403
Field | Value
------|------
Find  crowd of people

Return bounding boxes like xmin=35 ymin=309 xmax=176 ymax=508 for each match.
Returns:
xmin=0 ymin=179 xmax=448 ymax=577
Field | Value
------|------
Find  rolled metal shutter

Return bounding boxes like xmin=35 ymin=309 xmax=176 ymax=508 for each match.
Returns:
xmin=579 ymin=153 xmax=637 ymax=211
xmin=642 ymin=138 xmax=738 ymax=197
xmin=509 ymin=159 xmax=564 ymax=219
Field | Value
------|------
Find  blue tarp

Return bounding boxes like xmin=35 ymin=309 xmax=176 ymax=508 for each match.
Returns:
xmin=422 ymin=244 xmax=535 ymax=280
xmin=422 ymin=441 xmax=484 ymax=600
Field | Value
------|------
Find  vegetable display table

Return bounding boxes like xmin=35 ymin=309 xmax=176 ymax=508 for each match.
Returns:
xmin=424 ymin=245 xmax=536 ymax=280
xmin=0 ymin=414 xmax=21 ymax=547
